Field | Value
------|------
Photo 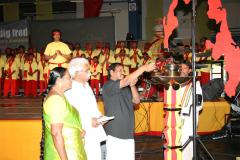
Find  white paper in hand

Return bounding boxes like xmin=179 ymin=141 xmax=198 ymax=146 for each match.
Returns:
xmin=97 ymin=116 xmax=115 ymax=123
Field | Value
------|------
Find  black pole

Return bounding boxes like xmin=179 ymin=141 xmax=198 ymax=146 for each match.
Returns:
xmin=191 ymin=0 xmax=197 ymax=159
xmin=183 ymin=1 xmax=214 ymax=159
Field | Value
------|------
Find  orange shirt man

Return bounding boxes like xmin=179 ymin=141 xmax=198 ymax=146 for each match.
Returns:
xmin=44 ymin=30 xmax=71 ymax=70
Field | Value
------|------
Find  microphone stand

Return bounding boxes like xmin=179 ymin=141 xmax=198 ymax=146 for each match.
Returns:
xmin=181 ymin=0 xmax=214 ymax=159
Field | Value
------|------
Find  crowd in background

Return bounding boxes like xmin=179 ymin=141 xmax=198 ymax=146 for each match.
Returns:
xmin=0 ymin=35 xmax=212 ymax=99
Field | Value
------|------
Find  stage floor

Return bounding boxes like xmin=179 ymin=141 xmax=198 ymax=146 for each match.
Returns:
xmin=0 ymin=97 xmax=43 ymax=119
xmin=135 ymin=135 xmax=240 ymax=160
xmin=0 ymin=97 xmax=239 ymax=159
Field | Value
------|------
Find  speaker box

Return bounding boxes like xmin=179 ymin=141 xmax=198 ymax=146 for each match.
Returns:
xmin=202 ymin=78 xmax=224 ymax=101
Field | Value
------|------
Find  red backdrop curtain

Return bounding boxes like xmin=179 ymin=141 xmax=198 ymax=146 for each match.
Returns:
xmin=84 ymin=0 xmax=103 ymax=18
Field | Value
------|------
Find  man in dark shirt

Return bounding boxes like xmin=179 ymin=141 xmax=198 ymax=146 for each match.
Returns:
xmin=102 ymin=62 xmax=156 ymax=160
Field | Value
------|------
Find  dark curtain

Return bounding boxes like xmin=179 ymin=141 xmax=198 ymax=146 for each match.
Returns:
xmin=84 ymin=0 xmax=103 ymax=18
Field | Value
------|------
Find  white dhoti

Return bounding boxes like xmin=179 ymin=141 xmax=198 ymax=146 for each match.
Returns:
xmin=106 ymin=135 xmax=135 ymax=160
xmin=180 ymin=81 xmax=203 ymax=160
xmin=84 ymin=138 xmax=102 ymax=160
xmin=182 ymin=140 xmax=193 ymax=160
xmin=181 ymin=103 xmax=201 ymax=160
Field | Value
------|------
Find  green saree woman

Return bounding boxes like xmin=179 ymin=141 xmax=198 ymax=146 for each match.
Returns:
xmin=43 ymin=95 xmax=86 ymax=160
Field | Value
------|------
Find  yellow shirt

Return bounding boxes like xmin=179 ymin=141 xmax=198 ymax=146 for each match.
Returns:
xmin=129 ymin=48 xmax=142 ymax=57
xmin=115 ymin=48 xmax=130 ymax=55
xmin=139 ymin=58 xmax=155 ymax=66
xmin=130 ymin=56 xmax=141 ymax=68
xmin=44 ymin=41 xmax=71 ymax=70
xmin=99 ymin=52 xmax=115 ymax=76
xmin=44 ymin=63 xmax=50 ymax=82
xmin=72 ymin=49 xmax=84 ymax=58
xmin=82 ymin=50 xmax=92 ymax=58
xmin=90 ymin=63 xmax=102 ymax=80
xmin=4 ymin=59 xmax=19 ymax=80
xmin=196 ymin=51 xmax=212 ymax=73
xmin=1 ymin=54 xmax=7 ymax=62
xmin=130 ymin=49 xmax=142 ymax=68
xmin=0 ymin=56 xmax=5 ymax=77
xmin=151 ymin=54 xmax=159 ymax=61
xmin=15 ymin=54 xmax=25 ymax=70
xmin=115 ymin=56 xmax=132 ymax=75
xmin=34 ymin=52 xmax=41 ymax=63
xmin=184 ymin=52 xmax=192 ymax=62
xmin=38 ymin=61 xmax=47 ymax=81
xmin=142 ymin=50 xmax=153 ymax=58
xmin=91 ymin=49 xmax=102 ymax=58
xmin=24 ymin=60 xmax=38 ymax=81
xmin=149 ymin=38 xmax=163 ymax=59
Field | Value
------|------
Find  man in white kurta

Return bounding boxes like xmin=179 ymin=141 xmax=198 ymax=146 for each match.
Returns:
xmin=180 ymin=62 xmax=203 ymax=160
xmin=65 ymin=58 xmax=106 ymax=160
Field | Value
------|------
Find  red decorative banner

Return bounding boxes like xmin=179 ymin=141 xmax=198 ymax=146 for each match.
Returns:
xmin=163 ymin=0 xmax=240 ymax=96
xmin=84 ymin=0 xmax=103 ymax=18
xmin=205 ymin=0 xmax=240 ymax=96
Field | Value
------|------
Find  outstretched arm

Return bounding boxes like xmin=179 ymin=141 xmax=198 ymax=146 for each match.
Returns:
xmin=120 ymin=63 xmax=156 ymax=88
